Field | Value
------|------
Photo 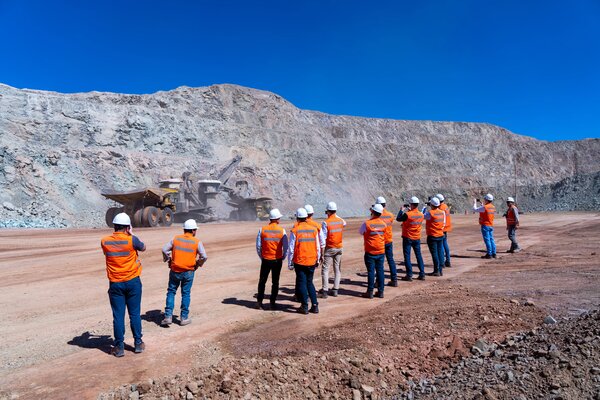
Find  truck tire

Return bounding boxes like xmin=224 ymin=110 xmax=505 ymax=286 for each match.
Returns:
xmin=105 ymin=207 xmax=122 ymax=228
xmin=160 ymin=208 xmax=174 ymax=227
xmin=133 ymin=209 xmax=143 ymax=227
xmin=143 ymin=206 xmax=160 ymax=227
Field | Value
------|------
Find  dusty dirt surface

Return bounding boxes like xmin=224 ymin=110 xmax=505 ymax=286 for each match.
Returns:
xmin=0 ymin=213 xmax=599 ymax=399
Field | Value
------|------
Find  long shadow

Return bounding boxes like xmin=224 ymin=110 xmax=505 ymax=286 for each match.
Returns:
xmin=67 ymin=331 xmax=113 ymax=354
xmin=221 ymin=297 xmax=297 ymax=313
xmin=141 ymin=309 xmax=164 ymax=326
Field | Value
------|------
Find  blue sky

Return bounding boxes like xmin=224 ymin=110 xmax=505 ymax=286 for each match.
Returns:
xmin=1 ymin=0 xmax=599 ymax=141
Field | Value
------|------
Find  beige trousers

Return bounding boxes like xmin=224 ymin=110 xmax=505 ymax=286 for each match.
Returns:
xmin=321 ymin=247 xmax=343 ymax=291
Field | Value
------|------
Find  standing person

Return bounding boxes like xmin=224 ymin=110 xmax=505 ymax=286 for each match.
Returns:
xmin=288 ymin=208 xmax=324 ymax=315
xmin=435 ymin=193 xmax=452 ymax=268
xmin=160 ymin=219 xmax=207 ymax=326
xmin=255 ymin=209 xmax=288 ymax=310
xmin=376 ymin=196 xmax=399 ymax=287
xmin=396 ymin=197 xmax=426 ymax=281
xmin=504 ymin=197 xmax=521 ymax=253
xmin=359 ymin=204 xmax=387 ymax=298
xmin=101 ymin=213 xmax=146 ymax=357
xmin=319 ymin=202 xmax=346 ymax=298
xmin=425 ymin=197 xmax=446 ymax=277
xmin=291 ymin=204 xmax=324 ymax=302
xmin=474 ymin=194 xmax=497 ymax=259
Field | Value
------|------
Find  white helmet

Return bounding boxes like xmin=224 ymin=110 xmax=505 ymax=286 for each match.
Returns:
xmin=296 ymin=208 xmax=308 ymax=219
xmin=304 ymin=204 xmax=314 ymax=214
xmin=435 ymin=193 xmax=445 ymax=201
xmin=183 ymin=219 xmax=198 ymax=230
xmin=410 ymin=196 xmax=420 ymax=204
xmin=371 ymin=204 xmax=384 ymax=214
xmin=112 ymin=213 xmax=131 ymax=226
xmin=507 ymin=197 xmax=515 ymax=203
xmin=326 ymin=201 xmax=337 ymax=211
xmin=376 ymin=196 xmax=386 ymax=205
xmin=484 ymin=193 xmax=494 ymax=201
xmin=269 ymin=208 xmax=283 ymax=220
xmin=430 ymin=197 xmax=441 ymax=207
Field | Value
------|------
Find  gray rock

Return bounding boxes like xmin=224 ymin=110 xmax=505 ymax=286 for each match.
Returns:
xmin=544 ymin=316 xmax=558 ymax=325
xmin=2 ymin=201 xmax=15 ymax=211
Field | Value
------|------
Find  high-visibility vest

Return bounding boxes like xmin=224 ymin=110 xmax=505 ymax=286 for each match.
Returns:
xmin=260 ymin=222 xmax=285 ymax=260
xmin=325 ymin=214 xmax=344 ymax=248
xmin=479 ymin=203 xmax=496 ymax=226
xmin=439 ymin=203 xmax=452 ymax=233
xmin=295 ymin=217 xmax=321 ymax=232
xmin=506 ymin=207 xmax=518 ymax=226
xmin=101 ymin=232 xmax=141 ymax=283
xmin=292 ymin=222 xmax=319 ymax=266
xmin=170 ymin=233 xmax=201 ymax=272
xmin=426 ymin=208 xmax=445 ymax=238
xmin=402 ymin=209 xmax=423 ymax=240
xmin=363 ymin=217 xmax=386 ymax=255
xmin=380 ymin=209 xmax=394 ymax=244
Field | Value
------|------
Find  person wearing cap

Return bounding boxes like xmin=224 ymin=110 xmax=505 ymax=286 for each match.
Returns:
xmin=503 ymin=197 xmax=521 ymax=253
xmin=474 ymin=194 xmax=497 ymax=259
xmin=396 ymin=197 xmax=426 ymax=281
xmin=100 ymin=213 xmax=147 ymax=357
xmin=359 ymin=204 xmax=387 ymax=298
xmin=435 ymin=194 xmax=452 ymax=268
xmin=288 ymin=208 xmax=325 ymax=314
xmin=375 ymin=196 xmax=399 ymax=287
xmin=160 ymin=219 xmax=207 ymax=326
xmin=255 ymin=208 xmax=289 ymax=310
xmin=425 ymin=197 xmax=446 ymax=276
xmin=319 ymin=201 xmax=346 ymax=298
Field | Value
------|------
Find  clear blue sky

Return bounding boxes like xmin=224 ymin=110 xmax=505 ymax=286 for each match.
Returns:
xmin=1 ymin=1 xmax=599 ymax=141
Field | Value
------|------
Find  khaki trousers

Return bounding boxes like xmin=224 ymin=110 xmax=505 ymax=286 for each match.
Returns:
xmin=321 ymin=247 xmax=343 ymax=291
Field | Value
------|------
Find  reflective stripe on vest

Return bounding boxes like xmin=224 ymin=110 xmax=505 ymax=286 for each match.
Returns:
xmin=506 ymin=207 xmax=517 ymax=225
xmin=364 ymin=218 xmax=386 ymax=255
xmin=325 ymin=215 xmax=344 ymax=248
xmin=171 ymin=233 xmax=200 ymax=272
xmin=402 ymin=209 xmax=423 ymax=240
xmin=426 ymin=209 xmax=445 ymax=237
xmin=261 ymin=222 xmax=284 ymax=260
xmin=439 ymin=203 xmax=452 ymax=233
xmin=381 ymin=209 xmax=394 ymax=244
xmin=292 ymin=222 xmax=319 ymax=266
xmin=479 ymin=203 xmax=496 ymax=226
xmin=101 ymin=233 xmax=141 ymax=283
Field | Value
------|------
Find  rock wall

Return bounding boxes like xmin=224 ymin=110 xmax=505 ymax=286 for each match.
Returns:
xmin=0 ymin=83 xmax=599 ymax=227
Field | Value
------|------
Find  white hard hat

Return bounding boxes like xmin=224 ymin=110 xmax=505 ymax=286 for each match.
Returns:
xmin=435 ymin=193 xmax=445 ymax=201
xmin=326 ymin=201 xmax=337 ymax=211
xmin=430 ymin=197 xmax=441 ymax=207
xmin=410 ymin=196 xmax=420 ymax=204
xmin=296 ymin=208 xmax=308 ymax=219
xmin=484 ymin=193 xmax=494 ymax=201
xmin=376 ymin=196 xmax=386 ymax=205
xmin=183 ymin=219 xmax=198 ymax=230
xmin=371 ymin=204 xmax=384 ymax=214
xmin=507 ymin=197 xmax=515 ymax=203
xmin=269 ymin=208 xmax=283 ymax=220
xmin=304 ymin=204 xmax=314 ymax=214
xmin=112 ymin=212 xmax=131 ymax=226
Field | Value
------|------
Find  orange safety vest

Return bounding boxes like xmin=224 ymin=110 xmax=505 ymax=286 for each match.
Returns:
xmin=260 ymin=222 xmax=285 ymax=260
xmin=380 ymin=209 xmax=394 ymax=244
xmin=402 ymin=209 xmax=424 ymax=240
xmin=363 ymin=217 xmax=386 ymax=255
xmin=294 ymin=217 xmax=321 ymax=232
xmin=325 ymin=214 xmax=344 ymax=248
xmin=170 ymin=233 xmax=201 ymax=272
xmin=479 ymin=203 xmax=496 ymax=226
xmin=426 ymin=208 xmax=445 ymax=238
xmin=506 ymin=207 xmax=518 ymax=226
xmin=292 ymin=222 xmax=319 ymax=266
xmin=101 ymin=232 xmax=141 ymax=283
xmin=439 ymin=203 xmax=452 ymax=233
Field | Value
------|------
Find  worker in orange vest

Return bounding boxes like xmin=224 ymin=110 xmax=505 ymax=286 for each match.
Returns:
xmin=288 ymin=208 xmax=324 ymax=314
xmin=291 ymin=204 xmax=324 ymax=302
xmin=425 ymin=197 xmax=446 ymax=276
xmin=396 ymin=196 xmax=426 ymax=281
xmin=435 ymin=193 xmax=452 ymax=268
xmin=319 ymin=201 xmax=346 ymax=298
xmin=160 ymin=219 xmax=207 ymax=326
xmin=473 ymin=193 xmax=497 ymax=259
xmin=359 ymin=204 xmax=387 ymax=298
xmin=255 ymin=208 xmax=288 ymax=310
xmin=100 ymin=213 xmax=146 ymax=357
xmin=503 ymin=197 xmax=521 ymax=253
xmin=376 ymin=196 xmax=398 ymax=287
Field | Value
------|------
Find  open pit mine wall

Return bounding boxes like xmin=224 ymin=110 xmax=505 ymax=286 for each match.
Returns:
xmin=0 ymin=83 xmax=599 ymax=228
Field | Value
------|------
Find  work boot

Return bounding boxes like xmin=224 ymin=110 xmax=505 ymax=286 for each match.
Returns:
xmin=160 ymin=315 xmax=173 ymax=326
xmin=427 ymin=271 xmax=440 ymax=277
xmin=514 ymin=247 xmax=522 ymax=253
xmin=492 ymin=254 xmax=497 ymax=259
xmin=445 ymin=261 xmax=452 ymax=268
xmin=255 ymin=302 xmax=264 ymax=310
xmin=318 ymin=289 xmax=328 ymax=299
xmin=111 ymin=345 xmax=125 ymax=358
xmin=180 ymin=317 xmax=192 ymax=326
xmin=401 ymin=276 xmax=413 ymax=282
xmin=362 ymin=291 xmax=374 ymax=299
xmin=329 ymin=289 xmax=338 ymax=297
xmin=134 ymin=341 xmax=145 ymax=354
xmin=387 ymin=280 xmax=398 ymax=287
xmin=417 ymin=275 xmax=426 ymax=281
xmin=375 ymin=291 xmax=384 ymax=299
xmin=269 ymin=302 xmax=278 ymax=311
xmin=310 ymin=304 xmax=319 ymax=314
xmin=297 ymin=305 xmax=309 ymax=315
xmin=481 ymin=254 xmax=492 ymax=259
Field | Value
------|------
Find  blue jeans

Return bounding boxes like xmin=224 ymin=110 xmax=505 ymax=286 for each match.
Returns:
xmin=481 ymin=225 xmax=497 ymax=255
xmin=295 ymin=264 xmax=318 ymax=308
xmin=364 ymin=253 xmax=385 ymax=293
xmin=427 ymin=236 xmax=444 ymax=274
xmin=165 ymin=270 xmax=195 ymax=319
xmin=384 ymin=242 xmax=398 ymax=281
xmin=108 ymin=276 xmax=143 ymax=348
xmin=442 ymin=232 xmax=451 ymax=265
xmin=403 ymin=237 xmax=425 ymax=278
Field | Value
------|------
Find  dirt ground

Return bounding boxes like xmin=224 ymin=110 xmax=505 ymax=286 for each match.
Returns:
xmin=0 ymin=212 xmax=599 ymax=399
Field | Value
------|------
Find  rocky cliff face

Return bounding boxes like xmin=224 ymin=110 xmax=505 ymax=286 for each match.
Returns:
xmin=0 ymin=83 xmax=599 ymax=227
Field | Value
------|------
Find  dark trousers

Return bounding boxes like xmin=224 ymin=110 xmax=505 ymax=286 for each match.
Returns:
xmin=384 ymin=242 xmax=398 ymax=281
xmin=427 ymin=236 xmax=445 ymax=274
xmin=108 ymin=276 xmax=143 ymax=348
xmin=507 ymin=225 xmax=519 ymax=250
xmin=403 ymin=237 xmax=425 ymax=278
xmin=257 ymin=258 xmax=283 ymax=304
xmin=295 ymin=263 xmax=318 ymax=308
xmin=364 ymin=252 xmax=385 ymax=293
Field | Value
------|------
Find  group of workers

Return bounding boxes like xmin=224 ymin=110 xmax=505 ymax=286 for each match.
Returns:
xmin=101 ymin=193 xmax=521 ymax=357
